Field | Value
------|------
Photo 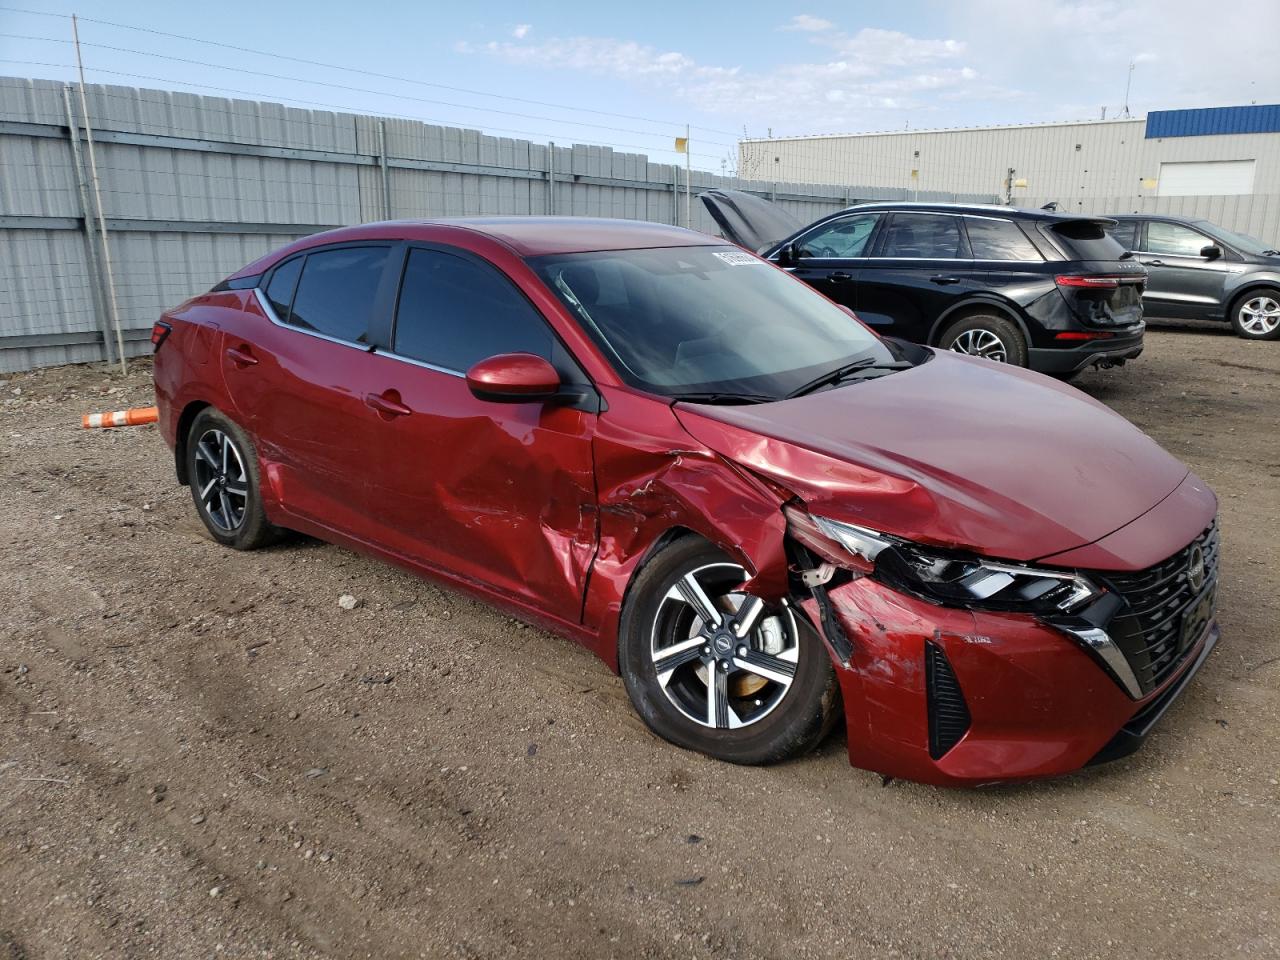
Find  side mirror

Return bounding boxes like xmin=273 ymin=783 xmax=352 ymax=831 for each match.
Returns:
xmin=1200 ymin=245 xmax=1223 ymax=260
xmin=465 ymin=352 xmax=561 ymax=403
xmin=776 ymin=242 xmax=800 ymax=267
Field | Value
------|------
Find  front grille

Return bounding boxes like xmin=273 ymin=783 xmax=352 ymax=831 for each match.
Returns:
xmin=925 ymin=641 xmax=971 ymax=759
xmin=1094 ymin=518 xmax=1219 ymax=696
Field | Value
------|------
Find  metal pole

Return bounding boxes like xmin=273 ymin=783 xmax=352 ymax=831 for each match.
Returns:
xmin=671 ymin=165 xmax=678 ymax=225
xmin=684 ymin=124 xmax=692 ymax=229
xmin=62 ymin=83 xmax=112 ymax=364
xmin=377 ymin=119 xmax=391 ymax=220
xmin=72 ymin=14 xmax=125 ymax=374
xmin=547 ymin=141 xmax=555 ymax=215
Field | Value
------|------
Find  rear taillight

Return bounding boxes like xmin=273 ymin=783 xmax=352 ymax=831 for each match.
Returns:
xmin=151 ymin=320 xmax=172 ymax=350
xmin=1056 ymin=275 xmax=1120 ymax=288
xmin=1054 ymin=331 xmax=1116 ymax=340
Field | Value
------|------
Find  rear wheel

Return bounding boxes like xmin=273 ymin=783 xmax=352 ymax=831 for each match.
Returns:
xmin=939 ymin=314 xmax=1028 ymax=366
xmin=185 ymin=408 xmax=281 ymax=550
xmin=1231 ymin=289 xmax=1280 ymax=340
xmin=619 ymin=538 xmax=839 ymax=765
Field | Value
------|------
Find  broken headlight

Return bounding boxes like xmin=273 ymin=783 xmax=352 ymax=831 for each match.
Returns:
xmin=791 ymin=510 xmax=1103 ymax=614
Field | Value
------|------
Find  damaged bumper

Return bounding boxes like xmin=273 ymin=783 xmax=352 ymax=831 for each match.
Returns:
xmin=802 ymin=576 xmax=1218 ymax=786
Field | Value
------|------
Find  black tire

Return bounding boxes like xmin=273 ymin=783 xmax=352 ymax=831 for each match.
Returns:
xmin=185 ymin=407 xmax=281 ymax=550
xmin=1229 ymin=288 xmax=1280 ymax=340
xmin=619 ymin=537 xmax=840 ymax=765
xmin=938 ymin=314 xmax=1029 ymax=367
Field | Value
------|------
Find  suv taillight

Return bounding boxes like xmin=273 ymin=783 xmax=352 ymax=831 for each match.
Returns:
xmin=151 ymin=320 xmax=172 ymax=350
xmin=1056 ymin=275 xmax=1121 ymax=288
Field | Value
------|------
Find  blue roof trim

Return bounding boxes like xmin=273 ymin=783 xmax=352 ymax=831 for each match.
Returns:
xmin=1146 ymin=105 xmax=1280 ymax=139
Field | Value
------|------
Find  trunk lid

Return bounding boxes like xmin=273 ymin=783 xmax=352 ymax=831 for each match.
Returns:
xmin=700 ymin=189 xmax=806 ymax=254
xmin=1041 ymin=218 xmax=1147 ymax=327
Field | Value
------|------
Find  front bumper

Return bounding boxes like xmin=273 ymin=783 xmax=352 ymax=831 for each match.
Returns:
xmin=1027 ymin=326 xmax=1145 ymax=374
xmin=804 ymin=576 xmax=1217 ymax=787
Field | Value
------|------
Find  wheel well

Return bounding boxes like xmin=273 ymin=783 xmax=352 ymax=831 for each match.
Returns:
xmin=173 ymin=401 xmax=212 ymax=486
xmin=929 ymin=301 xmax=1028 ymax=346
xmin=1227 ymin=283 xmax=1280 ymax=320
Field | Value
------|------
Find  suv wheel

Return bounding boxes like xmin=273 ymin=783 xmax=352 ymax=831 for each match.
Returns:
xmin=185 ymin=408 xmax=282 ymax=550
xmin=939 ymin=314 xmax=1028 ymax=366
xmin=619 ymin=538 xmax=839 ymax=765
xmin=1231 ymin=290 xmax=1280 ymax=340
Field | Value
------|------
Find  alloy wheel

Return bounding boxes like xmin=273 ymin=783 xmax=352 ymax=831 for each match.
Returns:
xmin=649 ymin=562 xmax=800 ymax=730
xmin=949 ymin=328 xmax=1008 ymax=362
xmin=192 ymin=428 xmax=249 ymax=533
xmin=1239 ymin=296 xmax=1280 ymax=336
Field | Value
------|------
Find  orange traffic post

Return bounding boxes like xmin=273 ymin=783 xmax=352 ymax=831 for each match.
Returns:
xmin=82 ymin=406 xmax=159 ymax=429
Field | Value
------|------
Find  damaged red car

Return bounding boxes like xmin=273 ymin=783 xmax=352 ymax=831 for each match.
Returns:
xmin=153 ymin=217 xmax=1220 ymax=786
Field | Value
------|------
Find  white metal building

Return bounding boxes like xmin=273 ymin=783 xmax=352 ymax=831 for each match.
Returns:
xmin=740 ymin=105 xmax=1280 ymax=241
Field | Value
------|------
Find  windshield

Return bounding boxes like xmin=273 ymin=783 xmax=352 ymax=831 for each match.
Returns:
xmin=1200 ymin=222 xmax=1276 ymax=256
xmin=527 ymin=245 xmax=894 ymax=399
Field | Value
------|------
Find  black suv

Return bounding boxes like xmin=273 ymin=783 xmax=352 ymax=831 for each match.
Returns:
xmin=702 ymin=191 xmax=1147 ymax=377
xmin=1106 ymin=214 xmax=1280 ymax=340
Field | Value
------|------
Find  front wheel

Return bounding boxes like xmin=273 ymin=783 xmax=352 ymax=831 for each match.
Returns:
xmin=1231 ymin=290 xmax=1280 ymax=340
xmin=939 ymin=314 xmax=1028 ymax=366
xmin=619 ymin=538 xmax=840 ymax=765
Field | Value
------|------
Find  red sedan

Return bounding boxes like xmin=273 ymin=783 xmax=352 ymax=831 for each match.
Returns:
xmin=152 ymin=217 xmax=1219 ymax=786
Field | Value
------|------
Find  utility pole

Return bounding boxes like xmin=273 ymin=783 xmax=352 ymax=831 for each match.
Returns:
xmin=1121 ymin=61 xmax=1135 ymax=119
xmin=1004 ymin=167 xmax=1016 ymax=205
xmin=72 ymin=14 xmax=126 ymax=374
xmin=684 ymin=124 xmax=692 ymax=229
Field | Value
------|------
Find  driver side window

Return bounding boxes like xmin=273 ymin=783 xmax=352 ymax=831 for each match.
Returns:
xmin=796 ymin=213 xmax=881 ymax=259
xmin=1143 ymin=222 xmax=1211 ymax=257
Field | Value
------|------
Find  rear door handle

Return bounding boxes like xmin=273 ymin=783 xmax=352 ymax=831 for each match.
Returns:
xmin=1146 ymin=259 xmax=1165 ymax=266
xmin=225 ymin=345 xmax=258 ymax=367
xmin=930 ymin=275 xmax=961 ymax=285
xmin=365 ymin=390 xmax=412 ymax=418
xmin=829 ymin=271 xmax=853 ymax=282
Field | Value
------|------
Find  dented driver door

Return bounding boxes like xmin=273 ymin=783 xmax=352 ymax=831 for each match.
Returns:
xmin=358 ymin=245 xmax=599 ymax=624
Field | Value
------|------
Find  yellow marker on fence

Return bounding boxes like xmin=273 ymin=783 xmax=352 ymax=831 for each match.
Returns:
xmin=81 ymin=406 xmax=159 ymax=429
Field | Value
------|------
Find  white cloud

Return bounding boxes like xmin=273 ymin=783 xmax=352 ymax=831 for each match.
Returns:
xmin=781 ymin=14 xmax=834 ymax=32
xmin=511 ymin=24 xmax=532 ymax=40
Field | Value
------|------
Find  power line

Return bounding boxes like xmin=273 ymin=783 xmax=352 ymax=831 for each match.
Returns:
xmin=0 ymin=33 xmax=735 ymax=148
xmin=0 ymin=60 xmax=729 ymax=162
xmin=0 ymin=4 xmax=737 ymax=137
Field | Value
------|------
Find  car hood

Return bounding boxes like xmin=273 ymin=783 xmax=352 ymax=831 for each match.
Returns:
xmin=672 ymin=351 xmax=1189 ymax=563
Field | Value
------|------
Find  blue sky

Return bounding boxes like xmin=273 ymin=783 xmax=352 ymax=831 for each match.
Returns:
xmin=2 ymin=0 xmax=1277 ymax=170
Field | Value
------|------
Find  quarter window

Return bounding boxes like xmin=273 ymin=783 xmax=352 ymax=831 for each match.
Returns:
xmin=1106 ymin=220 xmax=1139 ymax=250
xmin=394 ymin=248 xmax=554 ymax=371
xmin=964 ymin=217 xmax=1042 ymax=261
xmin=878 ymin=214 xmax=967 ymax=259
xmin=287 ymin=246 xmax=390 ymax=343
xmin=796 ymin=214 xmax=880 ymax=258
xmin=264 ymin=256 xmax=302 ymax=321
xmin=1143 ymin=222 xmax=1211 ymax=257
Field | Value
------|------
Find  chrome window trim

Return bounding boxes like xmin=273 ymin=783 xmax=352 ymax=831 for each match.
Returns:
xmin=253 ymin=287 xmax=372 ymax=352
xmin=254 ymin=287 xmax=467 ymax=378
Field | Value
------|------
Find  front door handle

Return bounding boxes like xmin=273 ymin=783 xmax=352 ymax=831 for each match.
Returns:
xmin=226 ymin=345 xmax=258 ymax=367
xmin=1146 ymin=259 xmax=1165 ymax=266
xmin=930 ymin=275 xmax=961 ymax=285
xmin=365 ymin=390 xmax=412 ymax=418
xmin=829 ymin=271 xmax=853 ymax=282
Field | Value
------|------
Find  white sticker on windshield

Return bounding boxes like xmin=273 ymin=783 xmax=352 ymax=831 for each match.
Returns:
xmin=712 ymin=250 xmax=763 ymax=266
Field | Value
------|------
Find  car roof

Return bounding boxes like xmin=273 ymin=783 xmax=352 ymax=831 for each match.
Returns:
xmin=336 ymin=217 xmax=720 ymax=256
xmin=1107 ymin=213 xmax=1207 ymax=225
xmin=839 ymin=201 xmax=1111 ymax=223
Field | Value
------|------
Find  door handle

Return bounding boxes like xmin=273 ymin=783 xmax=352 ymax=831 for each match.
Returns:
xmin=930 ymin=275 xmax=961 ymax=285
xmin=829 ymin=271 xmax=853 ymax=282
xmin=365 ymin=390 xmax=412 ymax=418
xmin=1146 ymin=259 xmax=1165 ymax=266
xmin=225 ymin=345 xmax=258 ymax=367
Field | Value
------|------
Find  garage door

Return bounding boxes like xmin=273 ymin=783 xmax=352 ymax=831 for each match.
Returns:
xmin=1157 ymin=159 xmax=1255 ymax=196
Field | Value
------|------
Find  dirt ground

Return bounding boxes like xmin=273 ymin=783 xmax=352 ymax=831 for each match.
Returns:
xmin=1 ymin=323 xmax=1277 ymax=960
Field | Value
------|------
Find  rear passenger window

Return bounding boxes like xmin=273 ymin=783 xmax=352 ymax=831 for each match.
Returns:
xmin=394 ymin=248 xmax=554 ymax=371
xmin=878 ymin=214 xmax=967 ymax=259
xmin=1106 ymin=220 xmax=1138 ymax=250
xmin=287 ymin=246 xmax=390 ymax=343
xmin=264 ymin=256 xmax=302 ymax=321
xmin=964 ymin=217 xmax=1041 ymax=260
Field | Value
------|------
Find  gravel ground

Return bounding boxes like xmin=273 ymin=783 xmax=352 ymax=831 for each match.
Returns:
xmin=1 ymin=324 xmax=1278 ymax=960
